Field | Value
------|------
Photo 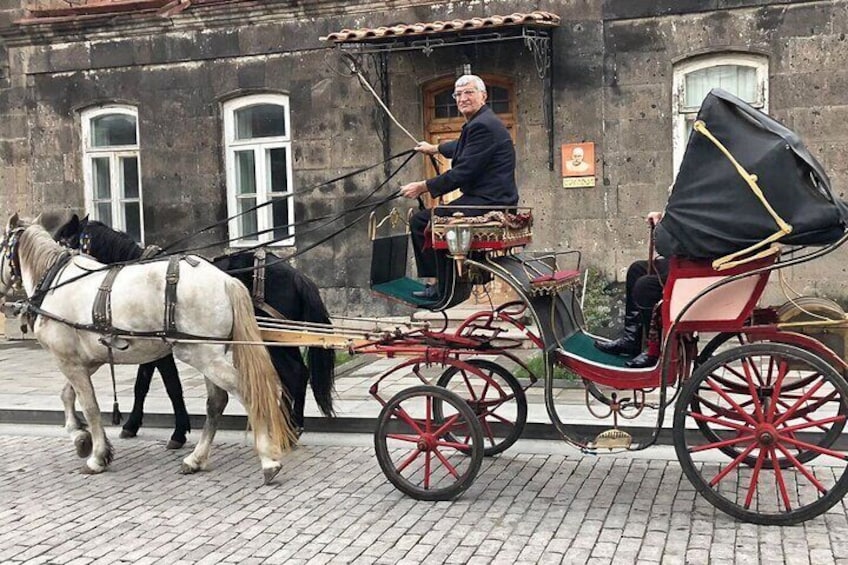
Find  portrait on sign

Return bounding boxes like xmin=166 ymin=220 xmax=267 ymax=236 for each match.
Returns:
xmin=562 ymin=142 xmax=595 ymax=177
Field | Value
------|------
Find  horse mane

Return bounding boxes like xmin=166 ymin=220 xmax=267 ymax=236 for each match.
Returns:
xmin=85 ymin=221 xmax=144 ymax=263
xmin=19 ymin=225 xmax=67 ymax=282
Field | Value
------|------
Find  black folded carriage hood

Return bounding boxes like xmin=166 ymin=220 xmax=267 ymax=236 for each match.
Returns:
xmin=655 ymin=88 xmax=848 ymax=263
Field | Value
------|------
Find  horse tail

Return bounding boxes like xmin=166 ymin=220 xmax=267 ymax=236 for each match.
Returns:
xmin=225 ymin=278 xmax=298 ymax=455
xmin=300 ymin=276 xmax=336 ymax=417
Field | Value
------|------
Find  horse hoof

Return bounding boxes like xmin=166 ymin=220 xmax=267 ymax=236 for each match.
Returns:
xmin=74 ymin=433 xmax=92 ymax=458
xmin=263 ymin=465 xmax=282 ymax=485
xmin=119 ymin=428 xmax=137 ymax=439
xmin=179 ymin=463 xmax=199 ymax=475
xmin=80 ymin=464 xmax=103 ymax=475
xmin=166 ymin=439 xmax=185 ymax=450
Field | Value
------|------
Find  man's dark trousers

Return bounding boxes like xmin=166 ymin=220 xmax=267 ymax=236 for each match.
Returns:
xmin=627 ymin=257 xmax=670 ymax=329
xmin=411 ymin=209 xmax=438 ymax=278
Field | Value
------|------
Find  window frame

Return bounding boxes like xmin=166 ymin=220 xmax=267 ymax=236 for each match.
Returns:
xmin=223 ymin=93 xmax=295 ymax=247
xmin=672 ymin=53 xmax=769 ymax=174
xmin=80 ymin=104 xmax=144 ymax=243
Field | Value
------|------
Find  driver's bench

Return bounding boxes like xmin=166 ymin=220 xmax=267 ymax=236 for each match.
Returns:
xmin=369 ymin=207 xmax=534 ymax=311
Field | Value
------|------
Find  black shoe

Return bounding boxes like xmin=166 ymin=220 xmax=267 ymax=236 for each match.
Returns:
xmin=625 ymin=351 xmax=658 ymax=368
xmin=594 ymin=336 xmax=641 ymax=357
xmin=412 ymin=284 xmax=440 ymax=301
xmin=594 ymin=309 xmax=643 ymax=356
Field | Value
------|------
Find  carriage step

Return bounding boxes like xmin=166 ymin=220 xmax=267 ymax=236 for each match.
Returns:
xmin=591 ymin=429 xmax=632 ymax=450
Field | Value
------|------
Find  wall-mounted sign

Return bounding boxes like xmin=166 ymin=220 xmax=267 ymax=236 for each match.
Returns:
xmin=561 ymin=142 xmax=595 ymax=188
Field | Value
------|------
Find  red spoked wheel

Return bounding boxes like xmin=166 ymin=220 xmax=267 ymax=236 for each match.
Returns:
xmin=689 ymin=346 xmax=847 ymax=468
xmin=374 ymin=385 xmax=484 ymax=501
xmin=674 ymin=343 xmax=848 ymax=525
xmin=435 ymin=360 xmax=527 ymax=456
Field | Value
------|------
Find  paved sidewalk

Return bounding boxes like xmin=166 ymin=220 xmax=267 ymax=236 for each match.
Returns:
xmin=0 ymin=339 xmax=541 ymax=418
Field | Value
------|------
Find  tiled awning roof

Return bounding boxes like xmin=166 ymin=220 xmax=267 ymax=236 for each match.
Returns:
xmin=320 ymin=11 xmax=560 ymax=43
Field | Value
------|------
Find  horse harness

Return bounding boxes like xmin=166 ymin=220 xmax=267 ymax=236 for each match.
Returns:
xmin=27 ymin=251 xmax=74 ymax=330
xmin=251 ymin=249 xmax=287 ymax=320
xmin=0 ymin=227 xmax=25 ymax=291
xmin=91 ymin=254 xmax=198 ymax=335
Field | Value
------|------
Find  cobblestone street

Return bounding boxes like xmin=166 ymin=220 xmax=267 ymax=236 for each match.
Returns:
xmin=2 ymin=426 xmax=848 ymax=564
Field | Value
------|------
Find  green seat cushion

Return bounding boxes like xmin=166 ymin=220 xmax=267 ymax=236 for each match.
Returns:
xmin=560 ymin=331 xmax=632 ymax=368
xmin=371 ymin=277 xmax=434 ymax=307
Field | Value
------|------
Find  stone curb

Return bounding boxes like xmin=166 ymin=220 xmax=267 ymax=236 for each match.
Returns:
xmin=0 ymin=408 xmax=685 ymax=446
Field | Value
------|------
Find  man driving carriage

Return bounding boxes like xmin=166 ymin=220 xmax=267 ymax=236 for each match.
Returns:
xmin=400 ymin=74 xmax=518 ymax=302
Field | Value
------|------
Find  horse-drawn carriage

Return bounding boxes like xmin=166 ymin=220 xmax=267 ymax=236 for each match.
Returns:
xmin=3 ymin=89 xmax=848 ymax=525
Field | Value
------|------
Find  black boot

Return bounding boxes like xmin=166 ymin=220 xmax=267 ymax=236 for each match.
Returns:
xmin=595 ymin=310 xmax=642 ymax=357
xmin=625 ymin=351 xmax=659 ymax=368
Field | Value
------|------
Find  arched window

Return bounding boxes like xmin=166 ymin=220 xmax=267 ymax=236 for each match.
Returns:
xmin=223 ymin=94 xmax=294 ymax=246
xmin=672 ymin=54 xmax=768 ymax=173
xmin=81 ymin=105 xmax=144 ymax=243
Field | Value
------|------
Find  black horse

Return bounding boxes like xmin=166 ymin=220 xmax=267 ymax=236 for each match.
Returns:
xmin=55 ymin=214 xmax=335 ymax=447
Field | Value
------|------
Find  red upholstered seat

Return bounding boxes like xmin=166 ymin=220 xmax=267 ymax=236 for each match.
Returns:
xmin=530 ymin=269 xmax=580 ymax=285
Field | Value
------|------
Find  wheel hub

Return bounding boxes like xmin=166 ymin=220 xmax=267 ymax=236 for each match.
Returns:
xmin=468 ymin=401 xmax=485 ymax=416
xmin=756 ymin=424 xmax=778 ymax=447
xmin=417 ymin=433 xmax=437 ymax=452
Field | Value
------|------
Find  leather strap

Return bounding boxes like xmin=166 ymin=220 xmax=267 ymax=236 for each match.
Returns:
xmin=164 ymin=255 xmax=180 ymax=333
xmin=23 ymin=250 xmax=72 ymax=333
xmin=92 ymin=265 xmax=124 ymax=332
xmin=252 ymin=249 xmax=267 ymax=305
xmin=251 ymin=249 xmax=288 ymax=320
xmin=140 ymin=244 xmax=163 ymax=260
xmin=255 ymin=300 xmax=287 ymax=320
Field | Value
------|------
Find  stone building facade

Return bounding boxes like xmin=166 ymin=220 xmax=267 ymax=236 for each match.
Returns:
xmin=0 ymin=0 xmax=846 ymax=315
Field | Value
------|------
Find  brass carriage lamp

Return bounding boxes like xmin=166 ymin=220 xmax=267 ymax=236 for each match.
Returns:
xmin=445 ymin=212 xmax=473 ymax=275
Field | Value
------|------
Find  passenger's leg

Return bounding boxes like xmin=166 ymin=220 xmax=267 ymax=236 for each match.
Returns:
xmin=626 ymin=303 xmax=662 ymax=368
xmin=595 ymin=260 xmax=650 ymax=356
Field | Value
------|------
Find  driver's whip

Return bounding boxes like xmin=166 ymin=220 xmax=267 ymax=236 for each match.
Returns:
xmin=340 ymin=53 xmax=440 ymax=209
xmin=342 ymin=53 xmax=418 ymax=144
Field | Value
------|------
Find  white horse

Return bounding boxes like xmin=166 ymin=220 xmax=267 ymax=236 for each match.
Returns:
xmin=0 ymin=214 xmax=296 ymax=482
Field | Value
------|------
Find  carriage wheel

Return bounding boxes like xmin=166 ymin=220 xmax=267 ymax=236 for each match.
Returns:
xmin=374 ymin=385 xmax=484 ymax=501
xmin=695 ymin=332 xmax=745 ymax=368
xmin=691 ymin=335 xmax=847 ymax=467
xmin=674 ymin=343 xmax=848 ymax=525
xmin=691 ymin=332 xmax=747 ymax=460
xmin=434 ymin=360 xmax=527 ymax=456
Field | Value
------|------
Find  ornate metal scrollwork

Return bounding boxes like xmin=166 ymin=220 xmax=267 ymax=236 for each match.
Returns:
xmin=523 ymin=30 xmax=551 ymax=79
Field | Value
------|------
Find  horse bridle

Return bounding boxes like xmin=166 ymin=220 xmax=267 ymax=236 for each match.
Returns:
xmin=79 ymin=229 xmax=92 ymax=255
xmin=0 ymin=226 xmax=25 ymax=291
